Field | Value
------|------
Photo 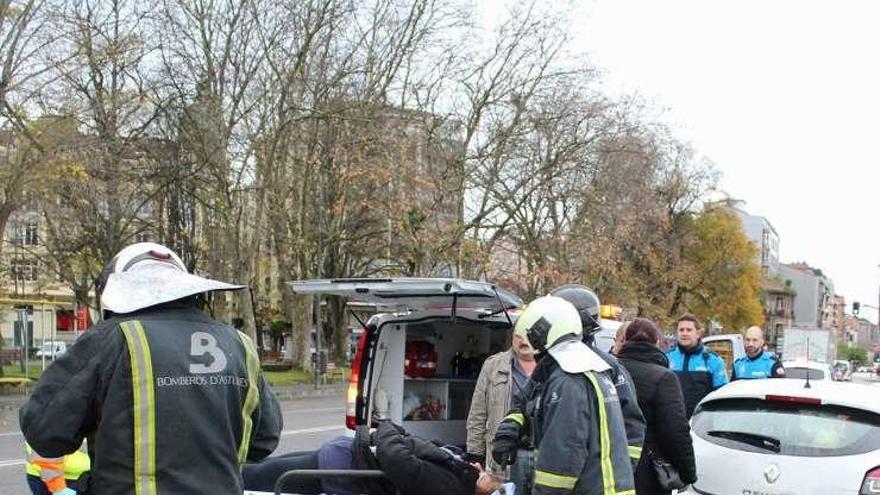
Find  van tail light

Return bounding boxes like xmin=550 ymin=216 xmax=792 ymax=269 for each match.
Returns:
xmin=860 ymin=467 xmax=880 ymax=495
xmin=764 ymin=394 xmax=821 ymax=406
xmin=346 ymin=329 xmax=370 ymax=430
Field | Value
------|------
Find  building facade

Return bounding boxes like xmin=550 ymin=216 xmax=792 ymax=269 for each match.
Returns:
xmin=762 ymin=278 xmax=796 ymax=350
xmin=726 ymin=200 xmax=780 ymax=276
xmin=779 ymin=262 xmax=835 ymax=329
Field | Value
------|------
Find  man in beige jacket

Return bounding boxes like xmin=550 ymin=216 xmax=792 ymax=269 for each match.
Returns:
xmin=466 ymin=323 xmax=536 ymax=482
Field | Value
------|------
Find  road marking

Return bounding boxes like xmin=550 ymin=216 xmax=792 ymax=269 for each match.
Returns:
xmin=0 ymin=459 xmax=25 ymax=468
xmin=0 ymin=431 xmax=22 ymax=437
xmin=280 ymin=425 xmax=343 ymax=436
xmin=282 ymin=407 xmax=344 ymax=415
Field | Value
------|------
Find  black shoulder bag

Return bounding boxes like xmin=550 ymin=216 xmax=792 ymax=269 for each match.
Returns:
xmin=648 ymin=447 xmax=685 ymax=490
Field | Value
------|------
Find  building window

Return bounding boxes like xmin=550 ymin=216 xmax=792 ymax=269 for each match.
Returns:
xmin=23 ymin=222 xmax=38 ymax=245
xmin=135 ymin=231 xmax=149 ymax=243
xmin=12 ymin=259 xmax=38 ymax=282
xmin=775 ymin=296 xmax=784 ymax=311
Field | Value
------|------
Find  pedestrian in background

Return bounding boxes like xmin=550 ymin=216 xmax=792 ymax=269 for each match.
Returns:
xmin=466 ymin=317 xmax=537 ymax=489
xmin=667 ymin=314 xmax=728 ymax=417
xmin=617 ymin=318 xmax=697 ymax=494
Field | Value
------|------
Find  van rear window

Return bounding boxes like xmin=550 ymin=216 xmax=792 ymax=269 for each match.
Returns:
xmin=692 ymin=398 xmax=880 ymax=457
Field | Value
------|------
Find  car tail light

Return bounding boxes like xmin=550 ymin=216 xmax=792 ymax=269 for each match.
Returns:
xmin=346 ymin=329 xmax=370 ymax=430
xmin=765 ymin=394 xmax=821 ymax=405
xmin=860 ymin=467 xmax=880 ymax=494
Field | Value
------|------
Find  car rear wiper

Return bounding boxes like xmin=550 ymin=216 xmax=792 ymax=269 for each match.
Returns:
xmin=707 ymin=430 xmax=781 ymax=453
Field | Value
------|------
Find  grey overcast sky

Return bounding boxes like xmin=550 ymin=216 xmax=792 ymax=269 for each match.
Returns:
xmin=482 ymin=0 xmax=880 ymax=321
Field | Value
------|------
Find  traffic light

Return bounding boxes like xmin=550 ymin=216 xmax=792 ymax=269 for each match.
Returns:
xmin=853 ymin=301 xmax=861 ymax=315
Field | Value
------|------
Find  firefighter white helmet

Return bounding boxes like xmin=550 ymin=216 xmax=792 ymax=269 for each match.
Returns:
xmin=100 ymin=242 xmax=245 ymax=314
xmin=514 ymin=295 xmax=610 ymax=373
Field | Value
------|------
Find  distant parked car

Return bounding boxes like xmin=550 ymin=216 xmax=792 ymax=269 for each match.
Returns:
xmin=832 ymin=360 xmax=853 ymax=381
xmin=36 ymin=341 xmax=67 ymax=358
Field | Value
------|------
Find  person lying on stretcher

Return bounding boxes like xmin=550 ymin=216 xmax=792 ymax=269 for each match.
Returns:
xmin=244 ymin=420 xmax=508 ymax=495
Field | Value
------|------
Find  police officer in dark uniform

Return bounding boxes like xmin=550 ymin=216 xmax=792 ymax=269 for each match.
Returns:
xmin=732 ymin=326 xmax=785 ymax=380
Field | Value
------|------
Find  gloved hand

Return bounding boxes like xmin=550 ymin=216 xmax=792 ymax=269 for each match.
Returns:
xmin=53 ymin=488 xmax=77 ymax=495
xmin=491 ymin=437 xmax=516 ymax=468
xmin=492 ymin=412 xmax=524 ymax=468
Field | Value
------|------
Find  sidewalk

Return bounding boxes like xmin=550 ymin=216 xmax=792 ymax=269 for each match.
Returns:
xmin=0 ymin=382 xmax=346 ymax=409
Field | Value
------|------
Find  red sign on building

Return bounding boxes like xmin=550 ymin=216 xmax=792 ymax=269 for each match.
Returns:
xmin=76 ymin=307 xmax=90 ymax=330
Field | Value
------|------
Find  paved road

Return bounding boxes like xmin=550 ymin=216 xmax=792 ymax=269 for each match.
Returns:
xmin=0 ymin=393 xmax=347 ymax=495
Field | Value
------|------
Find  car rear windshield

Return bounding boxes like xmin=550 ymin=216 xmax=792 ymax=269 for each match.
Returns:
xmin=785 ymin=367 xmax=825 ymax=380
xmin=692 ymin=398 xmax=880 ymax=457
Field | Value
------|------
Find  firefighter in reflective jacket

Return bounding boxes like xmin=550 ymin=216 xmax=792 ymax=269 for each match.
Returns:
xmin=25 ymin=443 xmax=90 ymax=495
xmin=551 ymin=285 xmax=646 ymax=466
xmin=20 ymin=243 xmax=283 ymax=494
xmin=493 ymin=296 xmax=635 ymax=495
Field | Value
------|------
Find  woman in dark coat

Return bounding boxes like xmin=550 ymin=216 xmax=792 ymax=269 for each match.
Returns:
xmin=617 ymin=318 xmax=697 ymax=494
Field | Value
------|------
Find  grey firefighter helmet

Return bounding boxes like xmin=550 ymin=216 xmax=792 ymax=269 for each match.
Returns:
xmin=551 ymin=284 xmax=602 ymax=336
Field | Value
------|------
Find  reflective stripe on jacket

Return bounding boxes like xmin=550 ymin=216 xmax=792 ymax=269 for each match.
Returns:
xmin=592 ymin=345 xmax=645 ymax=463
xmin=529 ymin=358 xmax=635 ymax=495
xmin=25 ymin=443 xmax=90 ymax=479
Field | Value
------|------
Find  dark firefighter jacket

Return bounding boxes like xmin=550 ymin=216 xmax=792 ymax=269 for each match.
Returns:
xmin=20 ymin=302 xmax=283 ymax=495
xmin=593 ymin=345 xmax=646 ymax=463
xmin=526 ymin=357 xmax=635 ymax=495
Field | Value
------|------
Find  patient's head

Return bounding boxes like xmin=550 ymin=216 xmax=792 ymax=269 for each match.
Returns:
xmin=472 ymin=464 xmax=504 ymax=495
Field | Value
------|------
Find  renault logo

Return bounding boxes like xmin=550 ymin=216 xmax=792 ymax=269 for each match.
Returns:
xmin=764 ymin=463 xmax=781 ymax=484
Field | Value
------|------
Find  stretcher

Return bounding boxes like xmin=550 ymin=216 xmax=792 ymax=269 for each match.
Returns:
xmin=242 ymin=468 xmax=398 ymax=495
xmin=242 ymin=468 xmax=516 ymax=495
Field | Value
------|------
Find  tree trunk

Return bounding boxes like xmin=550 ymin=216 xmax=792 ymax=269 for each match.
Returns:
xmin=279 ymin=267 xmax=313 ymax=371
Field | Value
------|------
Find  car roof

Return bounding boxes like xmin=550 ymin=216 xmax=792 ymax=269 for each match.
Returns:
xmin=699 ymin=377 xmax=880 ymax=414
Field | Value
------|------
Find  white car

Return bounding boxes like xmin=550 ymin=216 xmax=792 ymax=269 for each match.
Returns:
xmin=686 ymin=378 xmax=880 ymax=494
xmin=782 ymin=359 xmax=835 ymax=382
xmin=594 ymin=319 xmax=621 ymax=353
xmin=35 ymin=341 xmax=67 ymax=358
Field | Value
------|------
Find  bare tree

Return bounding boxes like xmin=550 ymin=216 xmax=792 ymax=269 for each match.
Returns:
xmin=0 ymin=0 xmax=56 ymax=263
xmin=35 ymin=0 xmax=167 ymax=311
